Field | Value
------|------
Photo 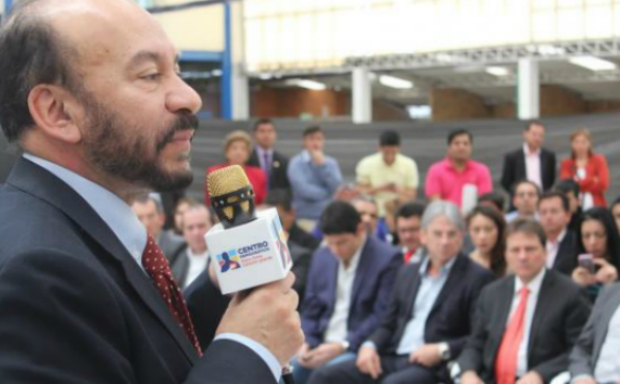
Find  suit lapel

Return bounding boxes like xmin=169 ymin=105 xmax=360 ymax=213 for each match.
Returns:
xmin=9 ymin=159 xmax=199 ymax=363
xmin=516 ymin=150 xmax=526 ymax=179
xmin=429 ymin=255 xmax=465 ymax=315
xmin=350 ymin=238 xmax=372 ymax=311
xmin=527 ymin=271 xmax=553 ymax=360
xmin=594 ymin=286 xmax=620 ymax=362
xmin=405 ymin=265 xmax=423 ymax=316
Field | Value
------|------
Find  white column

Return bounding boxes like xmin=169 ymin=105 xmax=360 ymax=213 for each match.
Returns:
xmin=518 ymin=57 xmax=540 ymax=120
xmin=231 ymin=1 xmax=249 ymax=120
xmin=352 ymin=67 xmax=372 ymax=124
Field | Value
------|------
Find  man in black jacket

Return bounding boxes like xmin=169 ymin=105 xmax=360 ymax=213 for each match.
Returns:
xmin=309 ymin=201 xmax=494 ymax=384
xmin=458 ymin=219 xmax=590 ymax=384
xmin=501 ymin=121 xmax=556 ymax=198
xmin=0 ymin=1 xmax=303 ymax=382
xmin=247 ymin=118 xmax=291 ymax=192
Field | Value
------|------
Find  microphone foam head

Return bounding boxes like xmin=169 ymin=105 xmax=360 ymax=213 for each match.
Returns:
xmin=207 ymin=165 xmax=251 ymax=197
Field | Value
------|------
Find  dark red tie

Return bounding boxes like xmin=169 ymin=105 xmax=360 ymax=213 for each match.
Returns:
xmin=142 ymin=235 xmax=202 ymax=356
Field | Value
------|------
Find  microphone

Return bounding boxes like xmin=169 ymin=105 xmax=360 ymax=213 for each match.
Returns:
xmin=206 ymin=165 xmax=295 ymax=384
xmin=205 ymin=165 xmax=292 ymax=294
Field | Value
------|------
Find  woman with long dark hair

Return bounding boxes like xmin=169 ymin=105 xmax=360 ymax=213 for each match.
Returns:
xmin=572 ymin=207 xmax=620 ymax=301
xmin=466 ymin=205 xmax=507 ymax=278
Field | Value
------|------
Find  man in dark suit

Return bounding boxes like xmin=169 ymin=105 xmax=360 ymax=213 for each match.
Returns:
xmin=458 ymin=219 xmax=590 ymax=384
xmin=132 ymin=194 xmax=187 ymax=264
xmin=539 ymin=191 xmax=578 ymax=276
xmin=310 ymin=201 xmax=494 ymax=384
xmin=247 ymin=118 xmax=291 ymax=192
xmin=501 ymin=121 xmax=556 ymax=198
xmin=293 ymin=201 xmax=402 ymax=384
xmin=570 ymin=282 xmax=620 ymax=384
xmin=0 ymin=1 xmax=303 ymax=383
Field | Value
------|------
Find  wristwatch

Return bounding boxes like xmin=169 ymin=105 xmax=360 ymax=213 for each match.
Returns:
xmin=340 ymin=340 xmax=350 ymax=352
xmin=438 ymin=342 xmax=451 ymax=361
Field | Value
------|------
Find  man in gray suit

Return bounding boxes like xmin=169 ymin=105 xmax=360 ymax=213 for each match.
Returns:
xmin=570 ymin=282 xmax=620 ymax=384
xmin=132 ymin=194 xmax=186 ymax=264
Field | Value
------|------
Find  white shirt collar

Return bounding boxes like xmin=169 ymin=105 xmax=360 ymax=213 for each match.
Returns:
xmin=523 ymin=143 xmax=541 ymax=157
xmin=515 ymin=267 xmax=546 ymax=296
xmin=23 ymin=154 xmax=147 ymax=267
xmin=187 ymin=247 xmax=209 ymax=259
xmin=549 ymin=229 xmax=567 ymax=246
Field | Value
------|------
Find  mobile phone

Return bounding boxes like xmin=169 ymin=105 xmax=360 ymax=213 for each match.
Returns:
xmin=578 ymin=254 xmax=596 ymax=274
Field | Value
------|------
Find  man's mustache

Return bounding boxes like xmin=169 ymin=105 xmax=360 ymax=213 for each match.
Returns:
xmin=156 ymin=113 xmax=200 ymax=152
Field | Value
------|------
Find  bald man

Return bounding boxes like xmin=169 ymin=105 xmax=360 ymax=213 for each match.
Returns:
xmin=0 ymin=1 xmax=302 ymax=383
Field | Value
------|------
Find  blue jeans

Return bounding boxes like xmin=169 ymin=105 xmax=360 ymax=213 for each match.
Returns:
xmin=288 ymin=351 xmax=357 ymax=384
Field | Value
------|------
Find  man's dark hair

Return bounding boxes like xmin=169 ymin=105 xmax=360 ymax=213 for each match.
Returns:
xmin=512 ymin=179 xmax=542 ymax=198
xmin=0 ymin=0 xmax=81 ymax=143
xmin=253 ymin=118 xmax=274 ymax=132
xmin=395 ymin=201 xmax=426 ymax=221
xmin=379 ymin=130 xmax=400 ymax=147
xmin=303 ymin=125 xmax=322 ymax=138
xmin=478 ymin=192 xmax=505 ymax=212
xmin=525 ymin=120 xmax=545 ymax=131
xmin=447 ymin=129 xmax=473 ymax=145
xmin=320 ymin=201 xmax=361 ymax=235
xmin=506 ymin=218 xmax=547 ymax=248
xmin=555 ymin=179 xmax=580 ymax=197
xmin=265 ymin=189 xmax=292 ymax=212
xmin=538 ymin=191 xmax=570 ymax=213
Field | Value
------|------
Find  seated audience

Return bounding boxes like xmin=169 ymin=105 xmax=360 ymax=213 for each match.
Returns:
xmin=505 ymin=180 xmax=541 ymax=223
xmin=288 ymin=126 xmax=343 ymax=232
xmin=356 ymin=130 xmax=419 ymax=219
xmin=538 ymin=191 xmax=579 ymax=276
xmin=132 ymin=194 xmax=186 ymax=264
xmin=294 ymin=201 xmax=402 ymax=384
xmin=555 ymin=179 xmax=583 ymax=233
xmin=610 ymin=197 xmax=620 ymax=237
xmin=393 ymin=201 xmax=426 ymax=263
xmin=309 ymin=201 xmax=494 ymax=384
xmin=560 ymin=128 xmax=609 ymax=209
xmin=425 ymin=129 xmax=492 ymax=208
xmin=171 ymin=204 xmax=212 ymax=289
xmin=570 ymin=282 xmax=620 ymax=384
xmin=478 ymin=192 xmax=506 ymax=214
xmin=247 ymin=118 xmax=291 ymax=192
xmin=205 ymin=130 xmax=267 ymax=205
xmin=572 ymin=207 xmax=620 ymax=302
xmin=458 ymin=219 xmax=591 ymax=384
xmin=466 ymin=205 xmax=507 ymax=278
xmin=172 ymin=196 xmax=197 ymax=235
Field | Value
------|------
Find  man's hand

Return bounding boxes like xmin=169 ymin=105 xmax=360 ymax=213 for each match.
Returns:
xmin=356 ymin=345 xmax=382 ymax=380
xmin=298 ymin=342 xmax=345 ymax=369
xmin=309 ymin=149 xmax=325 ymax=165
xmin=461 ymin=370 xmax=485 ymax=384
xmin=516 ymin=371 xmax=543 ymax=384
xmin=409 ymin=343 xmax=442 ymax=367
xmin=215 ymin=272 xmax=304 ymax=366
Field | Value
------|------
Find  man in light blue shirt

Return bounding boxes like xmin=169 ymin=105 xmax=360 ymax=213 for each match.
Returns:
xmin=0 ymin=1 xmax=302 ymax=383
xmin=287 ymin=125 xmax=343 ymax=231
xmin=309 ymin=201 xmax=494 ymax=384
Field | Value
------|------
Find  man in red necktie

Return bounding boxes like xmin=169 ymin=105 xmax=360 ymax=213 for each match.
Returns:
xmin=458 ymin=219 xmax=590 ymax=384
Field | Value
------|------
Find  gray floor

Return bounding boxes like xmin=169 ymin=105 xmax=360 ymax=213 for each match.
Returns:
xmin=2 ymin=112 xmax=619 ymax=205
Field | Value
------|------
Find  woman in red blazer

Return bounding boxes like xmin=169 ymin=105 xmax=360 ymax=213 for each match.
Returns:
xmin=560 ymin=128 xmax=609 ymax=208
xmin=204 ymin=130 xmax=267 ymax=206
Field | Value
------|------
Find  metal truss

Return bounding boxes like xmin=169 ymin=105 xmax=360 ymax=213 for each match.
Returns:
xmin=247 ymin=39 xmax=620 ymax=78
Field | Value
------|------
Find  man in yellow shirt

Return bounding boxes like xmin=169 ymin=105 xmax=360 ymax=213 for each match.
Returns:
xmin=356 ymin=131 xmax=419 ymax=218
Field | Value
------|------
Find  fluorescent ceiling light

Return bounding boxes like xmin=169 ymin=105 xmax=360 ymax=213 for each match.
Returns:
xmin=486 ymin=66 xmax=510 ymax=76
xmin=258 ymin=73 xmax=273 ymax=80
xmin=285 ymin=79 xmax=327 ymax=90
xmin=379 ymin=75 xmax=413 ymax=89
xmin=569 ymin=56 xmax=616 ymax=71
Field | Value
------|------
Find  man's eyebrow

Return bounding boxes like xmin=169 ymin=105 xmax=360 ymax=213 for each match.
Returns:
xmin=127 ymin=51 xmax=180 ymax=68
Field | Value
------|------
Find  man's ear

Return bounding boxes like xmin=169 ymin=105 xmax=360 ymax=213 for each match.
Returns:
xmin=27 ymin=84 xmax=83 ymax=144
